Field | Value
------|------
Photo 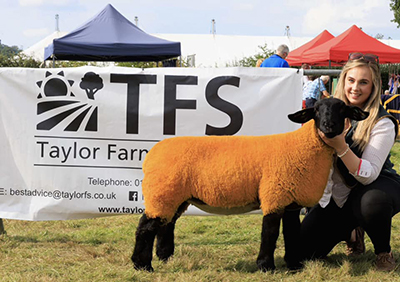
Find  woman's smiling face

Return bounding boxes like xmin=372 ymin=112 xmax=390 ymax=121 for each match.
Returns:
xmin=344 ymin=65 xmax=373 ymax=108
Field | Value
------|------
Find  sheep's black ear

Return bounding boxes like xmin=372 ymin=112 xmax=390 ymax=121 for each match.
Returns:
xmin=345 ymin=105 xmax=369 ymax=121
xmin=288 ymin=108 xmax=315 ymax=123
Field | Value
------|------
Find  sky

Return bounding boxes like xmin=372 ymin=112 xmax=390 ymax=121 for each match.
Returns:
xmin=1 ymin=0 xmax=399 ymax=50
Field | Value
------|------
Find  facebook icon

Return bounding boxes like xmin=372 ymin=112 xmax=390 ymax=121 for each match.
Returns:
xmin=129 ymin=191 xmax=138 ymax=201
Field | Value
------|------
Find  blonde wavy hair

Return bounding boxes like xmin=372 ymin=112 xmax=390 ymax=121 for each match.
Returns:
xmin=333 ymin=59 xmax=381 ymax=152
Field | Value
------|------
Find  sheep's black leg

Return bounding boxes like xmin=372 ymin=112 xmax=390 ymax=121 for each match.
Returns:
xmin=156 ymin=202 xmax=189 ymax=262
xmin=282 ymin=206 xmax=302 ymax=270
xmin=155 ymin=221 xmax=175 ymax=262
xmin=0 ymin=219 xmax=5 ymax=235
xmin=257 ymin=212 xmax=283 ymax=271
xmin=131 ymin=214 xmax=162 ymax=272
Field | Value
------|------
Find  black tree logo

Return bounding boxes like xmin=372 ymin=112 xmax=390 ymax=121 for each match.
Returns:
xmin=80 ymin=72 xmax=104 ymax=100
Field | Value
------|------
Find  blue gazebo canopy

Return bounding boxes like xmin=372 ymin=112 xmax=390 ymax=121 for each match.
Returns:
xmin=44 ymin=4 xmax=181 ymax=62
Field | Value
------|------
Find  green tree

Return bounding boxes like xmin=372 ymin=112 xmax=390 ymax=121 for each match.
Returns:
xmin=52 ymin=61 xmax=92 ymax=68
xmin=226 ymin=43 xmax=274 ymax=67
xmin=0 ymin=44 xmax=21 ymax=57
xmin=0 ymin=43 xmax=41 ymax=67
xmin=116 ymin=61 xmax=158 ymax=68
xmin=116 ymin=58 xmax=184 ymax=68
xmin=390 ymin=0 xmax=400 ymax=28
xmin=0 ymin=53 xmax=41 ymax=68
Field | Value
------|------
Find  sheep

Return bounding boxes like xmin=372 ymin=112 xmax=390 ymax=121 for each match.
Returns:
xmin=132 ymin=98 xmax=369 ymax=272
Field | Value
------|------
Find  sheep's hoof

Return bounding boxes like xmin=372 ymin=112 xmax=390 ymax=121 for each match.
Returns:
xmin=158 ymin=255 xmax=172 ymax=263
xmin=133 ymin=262 xmax=154 ymax=272
xmin=257 ymin=259 xmax=275 ymax=272
xmin=156 ymin=247 xmax=174 ymax=262
xmin=286 ymin=261 xmax=303 ymax=271
xmin=285 ymin=255 xmax=303 ymax=271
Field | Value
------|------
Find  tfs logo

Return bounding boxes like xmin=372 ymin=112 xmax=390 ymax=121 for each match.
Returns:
xmin=36 ymin=72 xmax=245 ymax=136
xmin=36 ymin=71 xmax=102 ymax=132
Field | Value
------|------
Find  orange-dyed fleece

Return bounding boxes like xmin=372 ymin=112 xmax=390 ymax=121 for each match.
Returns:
xmin=142 ymin=120 xmax=334 ymax=222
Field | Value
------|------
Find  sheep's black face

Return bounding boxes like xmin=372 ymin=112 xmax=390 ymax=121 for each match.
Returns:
xmin=314 ymin=99 xmax=347 ymax=139
xmin=288 ymin=98 xmax=369 ymax=137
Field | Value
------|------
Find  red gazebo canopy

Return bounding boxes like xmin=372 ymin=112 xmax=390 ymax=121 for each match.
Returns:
xmin=286 ymin=30 xmax=334 ymax=66
xmin=301 ymin=25 xmax=400 ymax=66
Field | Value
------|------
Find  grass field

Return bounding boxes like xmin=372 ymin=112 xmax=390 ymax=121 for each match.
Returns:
xmin=1 ymin=143 xmax=400 ymax=281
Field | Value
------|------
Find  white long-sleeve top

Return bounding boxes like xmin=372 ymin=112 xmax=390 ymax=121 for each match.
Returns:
xmin=319 ymin=117 xmax=396 ymax=208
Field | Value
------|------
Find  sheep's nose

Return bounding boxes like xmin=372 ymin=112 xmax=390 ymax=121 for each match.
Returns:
xmin=322 ymin=121 xmax=335 ymax=129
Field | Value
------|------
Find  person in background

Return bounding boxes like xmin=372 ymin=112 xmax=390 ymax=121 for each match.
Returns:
xmin=392 ymin=75 xmax=399 ymax=95
xmin=300 ymin=53 xmax=400 ymax=272
xmin=302 ymin=75 xmax=330 ymax=108
xmin=260 ymin=44 xmax=290 ymax=68
xmin=301 ymin=63 xmax=312 ymax=86
xmin=389 ymin=74 xmax=395 ymax=94
xmin=256 ymin=58 xmax=264 ymax=67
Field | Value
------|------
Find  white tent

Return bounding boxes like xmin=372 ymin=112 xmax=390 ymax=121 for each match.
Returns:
xmin=22 ymin=32 xmax=312 ymax=66
xmin=22 ymin=31 xmax=68 ymax=61
xmin=23 ymin=32 xmax=400 ymax=67
xmin=156 ymin=34 xmax=313 ymax=67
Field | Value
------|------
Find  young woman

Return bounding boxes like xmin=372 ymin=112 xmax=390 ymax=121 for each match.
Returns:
xmin=300 ymin=53 xmax=400 ymax=271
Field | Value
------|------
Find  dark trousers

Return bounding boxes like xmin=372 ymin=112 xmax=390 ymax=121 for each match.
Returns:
xmin=300 ymin=175 xmax=400 ymax=260
xmin=305 ymin=98 xmax=317 ymax=109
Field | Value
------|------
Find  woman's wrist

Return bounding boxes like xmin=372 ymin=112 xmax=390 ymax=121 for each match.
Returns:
xmin=337 ymin=144 xmax=350 ymax=158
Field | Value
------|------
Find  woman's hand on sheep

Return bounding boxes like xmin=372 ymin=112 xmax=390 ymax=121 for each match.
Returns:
xmin=318 ymin=119 xmax=361 ymax=175
xmin=317 ymin=119 xmax=351 ymax=153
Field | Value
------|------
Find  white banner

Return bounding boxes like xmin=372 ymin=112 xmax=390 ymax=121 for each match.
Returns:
xmin=0 ymin=66 xmax=302 ymax=220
